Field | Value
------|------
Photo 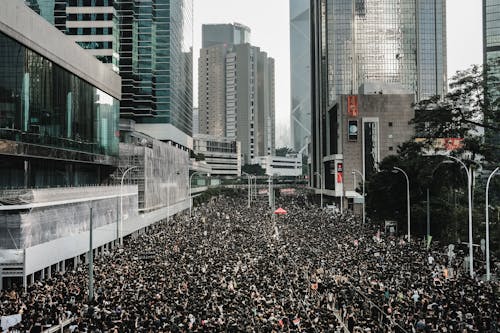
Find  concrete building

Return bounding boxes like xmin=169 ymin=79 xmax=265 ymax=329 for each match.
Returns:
xmin=192 ymin=107 xmax=199 ymax=135
xmin=202 ymin=23 xmax=250 ymax=48
xmin=198 ymin=44 xmax=229 ymax=137
xmin=226 ymin=44 xmax=276 ymax=163
xmin=335 ymin=93 xmax=415 ymax=209
xmin=254 ymin=155 xmax=302 ymax=177
xmin=290 ymin=0 xmax=311 ymax=154
xmin=483 ymin=0 xmax=500 ymax=160
xmin=310 ymin=0 xmax=447 ymax=203
xmin=193 ymin=134 xmax=241 ymax=178
xmin=198 ymin=24 xmax=276 ymax=164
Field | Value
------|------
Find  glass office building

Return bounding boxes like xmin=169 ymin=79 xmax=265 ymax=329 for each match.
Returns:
xmin=0 ymin=29 xmax=119 ymax=188
xmin=484 ymin=0 xmax=500 ymax=160
xmin=310 ymin=0 xmax=447 ymax=189
xmin=290 ymin=0 xmax=311 ymax=154
xmin=30 ymin=0 xmax=194 ymax=140
xmin=116 ymin=0 xmax=194 ymax=137
xmin=317 ymin=0 xmax=446 ymax=105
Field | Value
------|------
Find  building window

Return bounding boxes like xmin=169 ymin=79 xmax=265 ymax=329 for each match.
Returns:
xmin=388 ymin=122 xmax=393 ymax=127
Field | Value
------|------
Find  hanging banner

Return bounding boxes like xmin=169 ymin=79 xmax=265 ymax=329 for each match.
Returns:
xmin=337 ymin=162 xmax=343 ymax=183
xmin=347 ymin=95 xmax=359 ymax=117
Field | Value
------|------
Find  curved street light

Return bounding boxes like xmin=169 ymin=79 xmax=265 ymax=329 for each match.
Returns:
xmin=486 ymin=166 xmax=499 ymax=281
xmin=393 ymin=167 xmax=410 ymax=242
xmin=446 ymin=155 xmax=475 ymax=278
xmin=242 ymin=172 xmax=251 ymax=208
xmin=120 ymin=166 xmax=137 ymax=246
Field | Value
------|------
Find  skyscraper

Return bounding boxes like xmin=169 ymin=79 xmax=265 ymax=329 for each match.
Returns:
xmin=310 ymin=0 xmax=447 ymax=191
xmin=483 ymin=0 xmax=500 ymax=160
xmin=116 ymin=0 xmax=193 ymax=142
xmin=29 ymin=0 xmax=194 ymax=145
xmin=26 ymin=0 xmax=116 ymax=68
xmin=198 ymin=24 xmax=275 ymax=163
xmin=290 ymin=0 xmax=311 ymax=154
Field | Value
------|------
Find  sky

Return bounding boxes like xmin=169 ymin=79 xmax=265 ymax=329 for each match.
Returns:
xmin=193 ymin=0 xmax=483 ymax=147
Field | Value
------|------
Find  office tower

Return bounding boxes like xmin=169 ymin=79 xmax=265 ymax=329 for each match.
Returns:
xmin=116 ymin=0 xmax=193 ymax=143
xmin=26 ymin=0 xmax=116 ymax=68
xmin=30 ymin=0 xmax=194 ymax=145
xmin=310 ymin=0 xmax=447 ymax=198
xmin=225 ymin=44 xmax=275 ymax=162
xmin=198 ymin=44 xmax=228 ymax=137
xmin=198 ymin=24 xmax=275 ymax=163
xmin=484 ymin=0 xmax=500 ymax=160
xmin=202 ymin=23 xmax=250 ymax=48
xmin=290 ymin=0 xmax=311 ymax=154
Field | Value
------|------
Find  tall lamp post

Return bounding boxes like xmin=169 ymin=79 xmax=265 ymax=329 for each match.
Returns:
xmin=242 ymin=172 xmax=251 ymax=208
xmin=351 ymin=169 xmax=365 ymax=224
xmin=314 ymin=171 xmax=323 ymax=208
xmin=393 ymin=167 xmax=410 ymax=242
xmin=446 ymin=155 xmax=475 ymax=278
xmin=486 ymin=167 xmax=499 ymax=281
xmin=120 ymin=166 xmax=137 ymax=246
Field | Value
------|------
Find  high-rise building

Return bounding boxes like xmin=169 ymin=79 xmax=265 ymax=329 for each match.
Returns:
xmin=198 ymin=24 xmax=275 ymax=164
xmin=26 ymin=0 xmax=116 ymax=68
xmin=483 ymin=0 xmax=500 ymax=160
xmin=290 ymin=0 xmax=311 ymax=154
xmin=198 ymin=44 xmax=229 ymax=137
xmin=310 ymin=0 xmax=447 ymax=199
xmin=202 ymin=23 xmax=250 ymax=48
xmin=29 ymin=0 xmax=194 ymax=146
xmin=116 ymin=0 xmax=193 ymax=144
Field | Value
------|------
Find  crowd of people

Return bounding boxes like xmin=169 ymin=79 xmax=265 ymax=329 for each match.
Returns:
xmin=0 ymin=191 xmax=498 ymax=332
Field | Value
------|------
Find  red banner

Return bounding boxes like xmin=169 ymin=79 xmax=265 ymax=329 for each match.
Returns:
xmin=347 ymin=95 xmax=358 ymax=117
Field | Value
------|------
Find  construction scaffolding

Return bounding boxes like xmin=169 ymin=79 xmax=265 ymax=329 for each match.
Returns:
xmin=113 ymin=140 xmax=189 ymax=213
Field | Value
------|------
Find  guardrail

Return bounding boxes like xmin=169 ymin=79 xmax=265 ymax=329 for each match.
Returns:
xmin=43 ymin=317 xmax=76 ymax=333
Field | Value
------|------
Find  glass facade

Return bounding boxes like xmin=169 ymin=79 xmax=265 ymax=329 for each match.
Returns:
xmin=290 ymin=0 xmax=311 ymax=153
xmin=0 ymin=32 xmax=119 ymax=156
xmin=27 ymin=0 xmax=116 ymax=64
xmin=484 ymin=0 xmax=500 ymax=159
xmin=317 ymin=0 xmax=446 ymax=106
xmin=116 ymin=0 xmax=193 ymax=136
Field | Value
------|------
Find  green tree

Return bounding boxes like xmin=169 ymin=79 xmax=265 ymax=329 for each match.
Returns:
xmin=242 ymin=164 xmax=266 ymax=176
xmin=275 ymin=147 xmax=294 ymax=157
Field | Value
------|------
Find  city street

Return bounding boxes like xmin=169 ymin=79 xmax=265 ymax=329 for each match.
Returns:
xmin=0 ymin=191 xmax=498 ymax=332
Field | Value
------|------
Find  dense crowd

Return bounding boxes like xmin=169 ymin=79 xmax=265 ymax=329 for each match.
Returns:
xmin=0 ymin=191 xmax=498 ymax=332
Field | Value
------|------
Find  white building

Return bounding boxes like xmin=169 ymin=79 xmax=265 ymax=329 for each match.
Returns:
xmin=254 ymin=154 xmax=302 ymax=177
xmin=193 ymin=134 xmax=241 ymax=177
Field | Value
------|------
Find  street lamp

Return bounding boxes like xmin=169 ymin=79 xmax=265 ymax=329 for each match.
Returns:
xmin=393 ymin=167 xmax=410 ymax=242
xmin=242 ymin=172 xmax=251 ymax=208
xmin=351 ymin=169 xmax=365 ymax=224
xmin=446 ymin=155 xmax=475 ymax=278
xmin=268 ymin=175 xmax=273 ymax=209
xmin=120 ymin=166 xmax=137 ymax=246
xmin=314 ymin=171 xmax=323 ymax=208
xmin=485 ymin=166 xmax=499 ymax=281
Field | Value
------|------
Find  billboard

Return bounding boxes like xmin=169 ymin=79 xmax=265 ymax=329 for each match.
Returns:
xmin=348 ymin=120 xmax=358 ymax=141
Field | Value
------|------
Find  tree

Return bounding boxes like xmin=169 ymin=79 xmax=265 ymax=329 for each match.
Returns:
xmin=275 ymin=147 xmax=294 ymax=157
xmin=413 ymin=63 xmax=500 ymax=163
xmin=242 ymin=164 xmax=265 ymax=176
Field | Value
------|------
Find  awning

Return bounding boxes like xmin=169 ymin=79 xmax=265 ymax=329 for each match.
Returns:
xmin=345 ymin=191 xmax=364 ymax=204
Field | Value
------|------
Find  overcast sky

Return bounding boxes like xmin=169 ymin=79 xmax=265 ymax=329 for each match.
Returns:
xmin=193 ymin=0 xmax=483 ymax=147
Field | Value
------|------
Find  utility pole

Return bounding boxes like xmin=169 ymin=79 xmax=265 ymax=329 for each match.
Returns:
xmin=88 ymin=206 xmax=94 ymax=303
